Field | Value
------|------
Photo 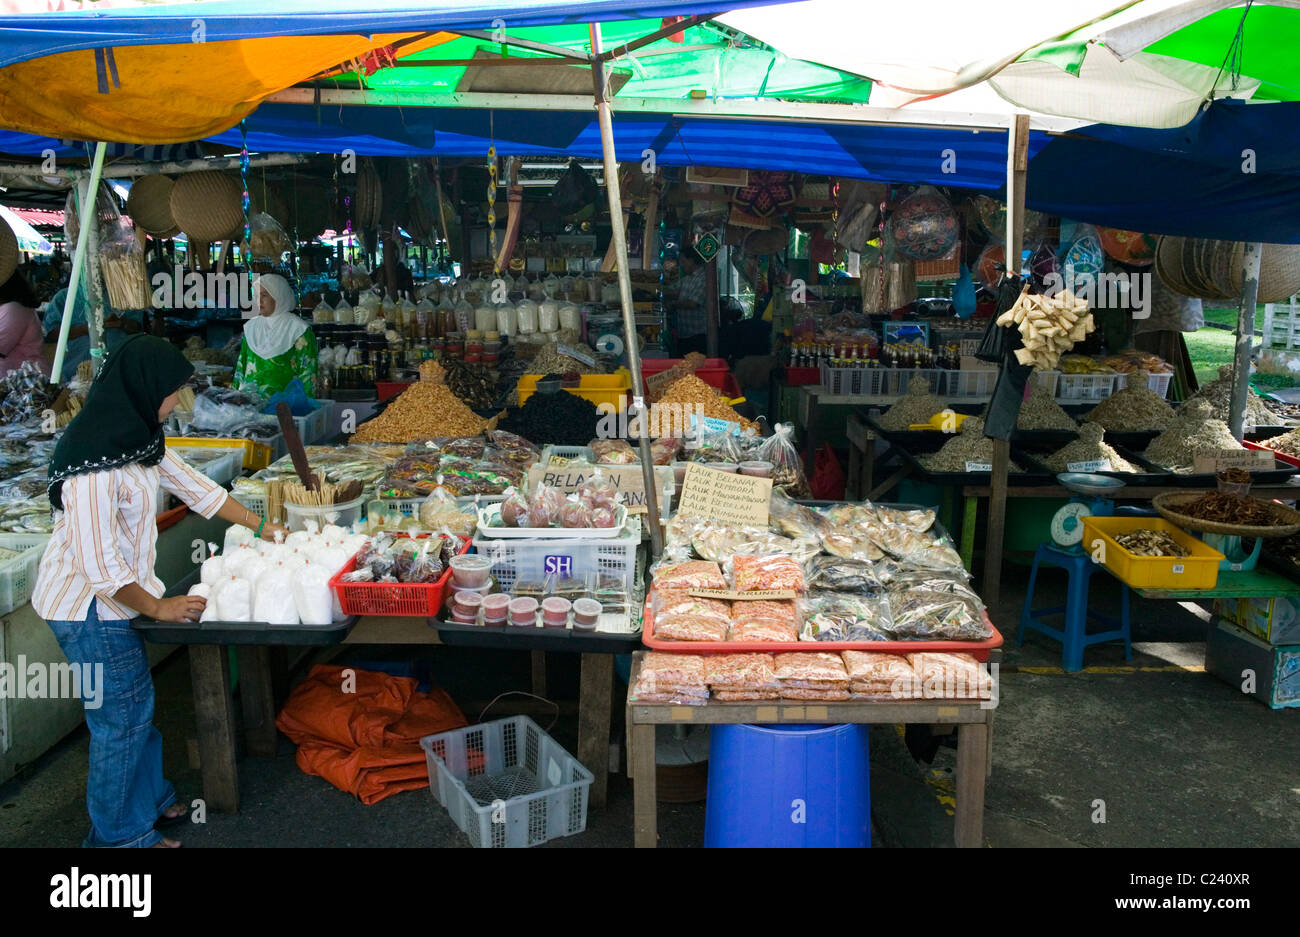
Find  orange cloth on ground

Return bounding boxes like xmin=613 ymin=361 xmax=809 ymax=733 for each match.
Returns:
xmin=275 ymin=665 xmax=466 ymax=805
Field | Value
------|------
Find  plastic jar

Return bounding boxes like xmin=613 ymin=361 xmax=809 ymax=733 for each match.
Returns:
xmin=708 ymin=462 xmax=740 ymax=473
xmin=474 ymin=304 xmax=496 ymax=333
xmin=496 ymin=303 xmax=518 ymax=337
xmin=572 ymin=598 xmax=601 ymax=631
xmin=509 ymin=596 xmax=539 ymax=626
xmin=739 ymin=461 xmax=774 ymax=478
xmin=481 ymin=593 xmax=511 ymax=626
xmin=450 ymin=554 xmax=492 ymax=587
xmin=541 ymin=596 xmax=572 ymax=628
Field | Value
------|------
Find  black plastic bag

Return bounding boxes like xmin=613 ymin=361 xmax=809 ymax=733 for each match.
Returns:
xmin=982 ymin=275 xmax=1033 ymax=441
xmin=551 ymin=159 xmax=598 ymax=216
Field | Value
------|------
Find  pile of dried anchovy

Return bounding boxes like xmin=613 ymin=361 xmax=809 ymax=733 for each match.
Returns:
xmin=1114 ymin=529 xmax=1189 ymax=557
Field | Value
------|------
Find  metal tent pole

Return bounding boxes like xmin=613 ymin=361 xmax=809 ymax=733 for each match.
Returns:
xmin=982 ymin=113 xmax=1030 ymax=606
xmin=1230 ymin=243 xmax=1263 ymax=440
xmin=590 ymin=22 xmax=663 ymax=557
xmin=50 ymin=141 xmax=106 ymax=382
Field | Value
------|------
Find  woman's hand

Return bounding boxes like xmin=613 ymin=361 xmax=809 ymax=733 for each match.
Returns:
xmin=153 ymin=595 xmax=206 ymax=622
xmin=261 ymin=521 xmax=290 ymax=542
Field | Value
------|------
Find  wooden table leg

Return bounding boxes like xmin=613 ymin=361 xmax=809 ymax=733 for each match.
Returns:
xmin=577 ymin=653 xmax=613 ymax=809
xmin=960 ymin=495 xmax=979 ymax=572
xmin=530 ymin=650 xmax=547 ymax=697
xmin=954 ymin=722 xmax=989 ymax=847
xmin=986 ymin=711 xmax=995 ymax=779
xmin=631 ymin=720 xmax=657 ymax=847
xmin=189 ymin=644 xmax=239 ymax=814
xmin=861 ymin=438 xmax=874 ymax=500
xmin=235 ymin=645 xmax=277 ymax=758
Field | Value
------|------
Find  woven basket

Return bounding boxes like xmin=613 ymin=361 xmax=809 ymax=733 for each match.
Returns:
xmin=0 ymin=217 xmax=17 ymax=285
xmin=1154 ymin=236 xmax=1185 ymax=295
xmin=1152 ymin=491 xmax=1300 ymax=538
xmin=1257 ymin=243 xmax=1300 ymax=303
xmin=126 ymin=174 xmax=180 ymax=238
xmin=170 ymin=171 xmax=245 ymax=242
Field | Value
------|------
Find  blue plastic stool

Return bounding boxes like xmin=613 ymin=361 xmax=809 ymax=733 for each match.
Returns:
xmin=1018 ymin=543 xmax=1132 ymax=672
xmin=704 ymin=724 xmax=870 ymax=848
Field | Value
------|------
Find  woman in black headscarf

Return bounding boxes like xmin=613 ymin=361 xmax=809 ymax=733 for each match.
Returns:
xmin=33 ymin=335 xmax=288 ymax=848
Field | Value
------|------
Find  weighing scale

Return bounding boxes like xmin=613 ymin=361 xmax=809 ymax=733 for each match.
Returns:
xmin=1050 ymin=473 xmax=1127 ymax=553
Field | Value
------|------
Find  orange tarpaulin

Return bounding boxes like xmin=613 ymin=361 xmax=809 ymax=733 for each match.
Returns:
xmin=0 ymin=31 xmax=454 ymax=142
xmin=275 ymin=664 xmax=467 ymax=805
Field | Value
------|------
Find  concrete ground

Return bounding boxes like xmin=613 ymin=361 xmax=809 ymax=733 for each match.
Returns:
xmin=1 ymin=569 xmax=1297 ymax=849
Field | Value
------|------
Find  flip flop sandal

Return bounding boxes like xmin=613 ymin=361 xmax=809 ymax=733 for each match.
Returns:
xmin=155 ymin=803 xmax=190 ymax=830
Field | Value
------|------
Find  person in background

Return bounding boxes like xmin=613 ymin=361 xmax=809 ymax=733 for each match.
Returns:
xmin=34 ymin=335 xmax=289 ymax=848
xmin=233 ymin=273 xmax=317 ymax=397
xmin=673 ymin=250 xmax=710 ymax=356
xmin=44 ymin=277 xmax=142 ymax=381
xmin=0 ymin=270 xmax=51 ymax=376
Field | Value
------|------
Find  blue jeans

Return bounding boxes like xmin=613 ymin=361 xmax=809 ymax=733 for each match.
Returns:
xmin=47 ymin=604 xmax=175 ymax=848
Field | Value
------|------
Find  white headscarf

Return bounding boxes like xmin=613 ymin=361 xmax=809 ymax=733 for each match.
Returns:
xmin=243 ymin=274 xmax=308 ymax=360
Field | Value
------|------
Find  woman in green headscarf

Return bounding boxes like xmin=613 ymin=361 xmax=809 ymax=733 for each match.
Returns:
xmin=234 ymin=274 xmax=317 ymax=397
xmin=34 ymin=336 xmax=288 ymax=848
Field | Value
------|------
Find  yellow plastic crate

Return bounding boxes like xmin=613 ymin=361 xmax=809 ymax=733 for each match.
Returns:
xmin=516 ymin=370 xmax=631 ymax=411
xmin=1081 ymin=516 xmax=1224 ymax=591
xmin=166 ymin=436 xmax=272 ymax=470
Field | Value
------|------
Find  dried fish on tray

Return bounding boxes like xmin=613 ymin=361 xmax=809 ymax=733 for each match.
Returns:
xmin=1113 ymin=528 xmax=1189 ymax=557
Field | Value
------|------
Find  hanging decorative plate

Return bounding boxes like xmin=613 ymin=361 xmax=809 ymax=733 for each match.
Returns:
xmin=1098 ymin=227 xmax=1158 ymax=267
xmin=887 ymin=186 xmax=959 ymax=261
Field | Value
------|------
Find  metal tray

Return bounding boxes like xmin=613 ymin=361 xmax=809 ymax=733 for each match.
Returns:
xmin=132 ymin=569 xmax=359 ymax=646
xmin=1012 ymin=443 xmax=1172 ymax=487
xmin=431 ymin=619 xmax=643 ymax=653
xmin=857 ymin=407 xmax=984 ymax=444
xmin=1139 ymin=455 xmax=1299 ymax=488
xmin=890 ymin=434 xmax=1054 ymax=487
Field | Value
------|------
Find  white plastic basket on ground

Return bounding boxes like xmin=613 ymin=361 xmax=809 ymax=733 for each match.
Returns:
xmin=421 ymin=715 xmax=593 ymax=848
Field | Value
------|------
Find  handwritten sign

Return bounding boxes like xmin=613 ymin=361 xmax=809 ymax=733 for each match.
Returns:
xmin=645 ymin=368 xmax=680 ymax=400
xmin=556 ymin=343 xmax=596 ymax=369
xmin=1067 ymin=459 xmax=1112 ymax=473
xmin=677 ymin=463 xmax=772 ymax=527
xmin=689 ymin=412 xmax=741 ymax=436
xmin=688 ymin=589 xmax=797 ymax=601
xmin=528 ymin=463 xmax=673 ymax=516
xmin=964 ymin=461 xmax=993 ymax=472
xmin=1192 ymin=449 xmax=1274 ymax=473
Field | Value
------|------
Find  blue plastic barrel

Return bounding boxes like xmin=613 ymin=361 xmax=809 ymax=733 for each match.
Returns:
xmin=704 ymin=723 xmax=870 ymax=848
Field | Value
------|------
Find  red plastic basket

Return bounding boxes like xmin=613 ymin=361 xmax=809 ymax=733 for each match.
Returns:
xmin=329 ymin=536 xmax=470 ymax=617
xmin=639 ymin=589 xmax=1003 ymax=661
xmin=1244 ymin=439 xmax=1300 ymax=470
xmin=376 ymin=381 xmax=414 ymax=403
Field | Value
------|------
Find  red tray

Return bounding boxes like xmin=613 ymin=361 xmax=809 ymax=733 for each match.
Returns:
xmin=376 ymin=381 xmax=414 ymax=403
xmin=784 ymin=366 xmax=821 ymax=386
xmin=1244 ymin=439 xmax=1300 ymax=470
xmin=641 ymin=357 xmax=731 ymax=393
xmin=329 ymin=535 xmax=470 ymax=617
xmin=640 ymin=592 xmax=1003 ymax=661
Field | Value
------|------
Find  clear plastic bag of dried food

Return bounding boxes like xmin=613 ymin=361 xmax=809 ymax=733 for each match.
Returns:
xmin=873 ymin=505 xmax=936 ymax=532
xmin=650 ymin=558 xmax=727 ymax=590
xmin=589 ymin=438 xmax=638 ymax=465
xmin=797 ymin=592 xmax=893 ymax=642
xmin=768 ymin=489 xmax=828 ymax=540
xmin=806 ymin=555 xmax=884 ymax=593
xmin=651 ymin=589 xmax=731 ymax=623
xmin=726 ymin=553 xmax=806 ymax=592
xmin=704 ymin=653 xmax=779 ymax=689
xmin=755 ymin=423 xmax=811 ymax=497
xmin=686 ymin=426 xmax=743 ymax=464
xmin=884 ymin=587 xmax=991 ymax=641
xmin=874 ymin=557 xmax=972 ymax=588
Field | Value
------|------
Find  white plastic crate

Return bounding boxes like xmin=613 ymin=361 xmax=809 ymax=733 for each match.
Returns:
xmin=422 ymin=715 xmax=593 ymax=848
xmin=231 ymin=489 xmax=266 ymax=518
xmin=890 ymin=368 xmax=945 ymax=396
xmin=1116 ymin=370 xmax=1173 ymax=398
xmin=819 ymin=363 xmax=888 ymax=396
xmin=293 ymin=402 xmax=333 ymax=445
xmin=1055 ymin=373 xmax=1120 ymax=401
xmin=471 ymin=518 xmax=640 ymax=595
xmin=540 ymin=445 xmax=595 ymax=463
xmin=945 ymin=370 xmax=997 ymax=398
xmin=170 ymin=446 xmax=244 ymax=487
xmin=0 ymin=533 xmax=50 ymax=614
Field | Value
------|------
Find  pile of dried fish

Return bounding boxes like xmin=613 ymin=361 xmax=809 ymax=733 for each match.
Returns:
xmin=442 ymin=358 xmax=497 ymax=410
xmin=1145 ymin=399 xmax=1244 ymax=472
xmin=877 ymin=379 xmax=948 ymax=431
xmin=1178 ymin=364 xmax=1280 ymax=426
xmin=1043 ymin=422 xmax=1142 ymax=473
xmin=1173 ymin=492 xmax=1286 ymax=527
xmin=1256 ymin=428 xmax=1300 ymax=459
xmin=988 ymin=379 xmax=1077 ymax=431
xmin=918 ymin=417 xmax=1023 ymax=472
xmin=1114 ymin=529 xmax=1189 ymax=557
xmin=1083 ymin=370 xmax=1176 ymax=431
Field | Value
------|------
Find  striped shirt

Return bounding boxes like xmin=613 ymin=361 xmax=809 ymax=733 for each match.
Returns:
xmin=32 ymin=450 xmax=227 ymax=622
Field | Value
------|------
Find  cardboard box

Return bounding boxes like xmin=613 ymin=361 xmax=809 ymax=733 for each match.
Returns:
xmin=1204 ymin=621 xmax=1300 ymax=709
xmin=1215 ymin=596 xmax=1300 ymax=646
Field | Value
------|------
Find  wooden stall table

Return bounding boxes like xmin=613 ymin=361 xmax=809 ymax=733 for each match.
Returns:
xmin=625 ymin=652 xmax=996 ymax=848
xmin=138 ymin=612 xmax=630 ymax=814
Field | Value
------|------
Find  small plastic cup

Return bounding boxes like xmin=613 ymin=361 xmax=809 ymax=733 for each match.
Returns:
xmin=450 ymin=554 xmax=492 ymax=587
xmin=672 ymin=462 xmax=689 ymax=486
xmin=449 ymin=581 xmax=493 ymax=601
xmin=738 ymin=460 xmax=773 ymax=478
xmin=572 ymin=597 xmax=602 ymax=631
xmin=541 ymin=596 xmax=572 ymax=628
xmin=453 ymin=591 xmax=483 ymax=615
xmin=482 ymin=593 xmax=511 ymax=626
xmin=707 ymin=462 xmax=739 ymax=473
xmin=509 ymin=596 xmax=539 ymax=626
